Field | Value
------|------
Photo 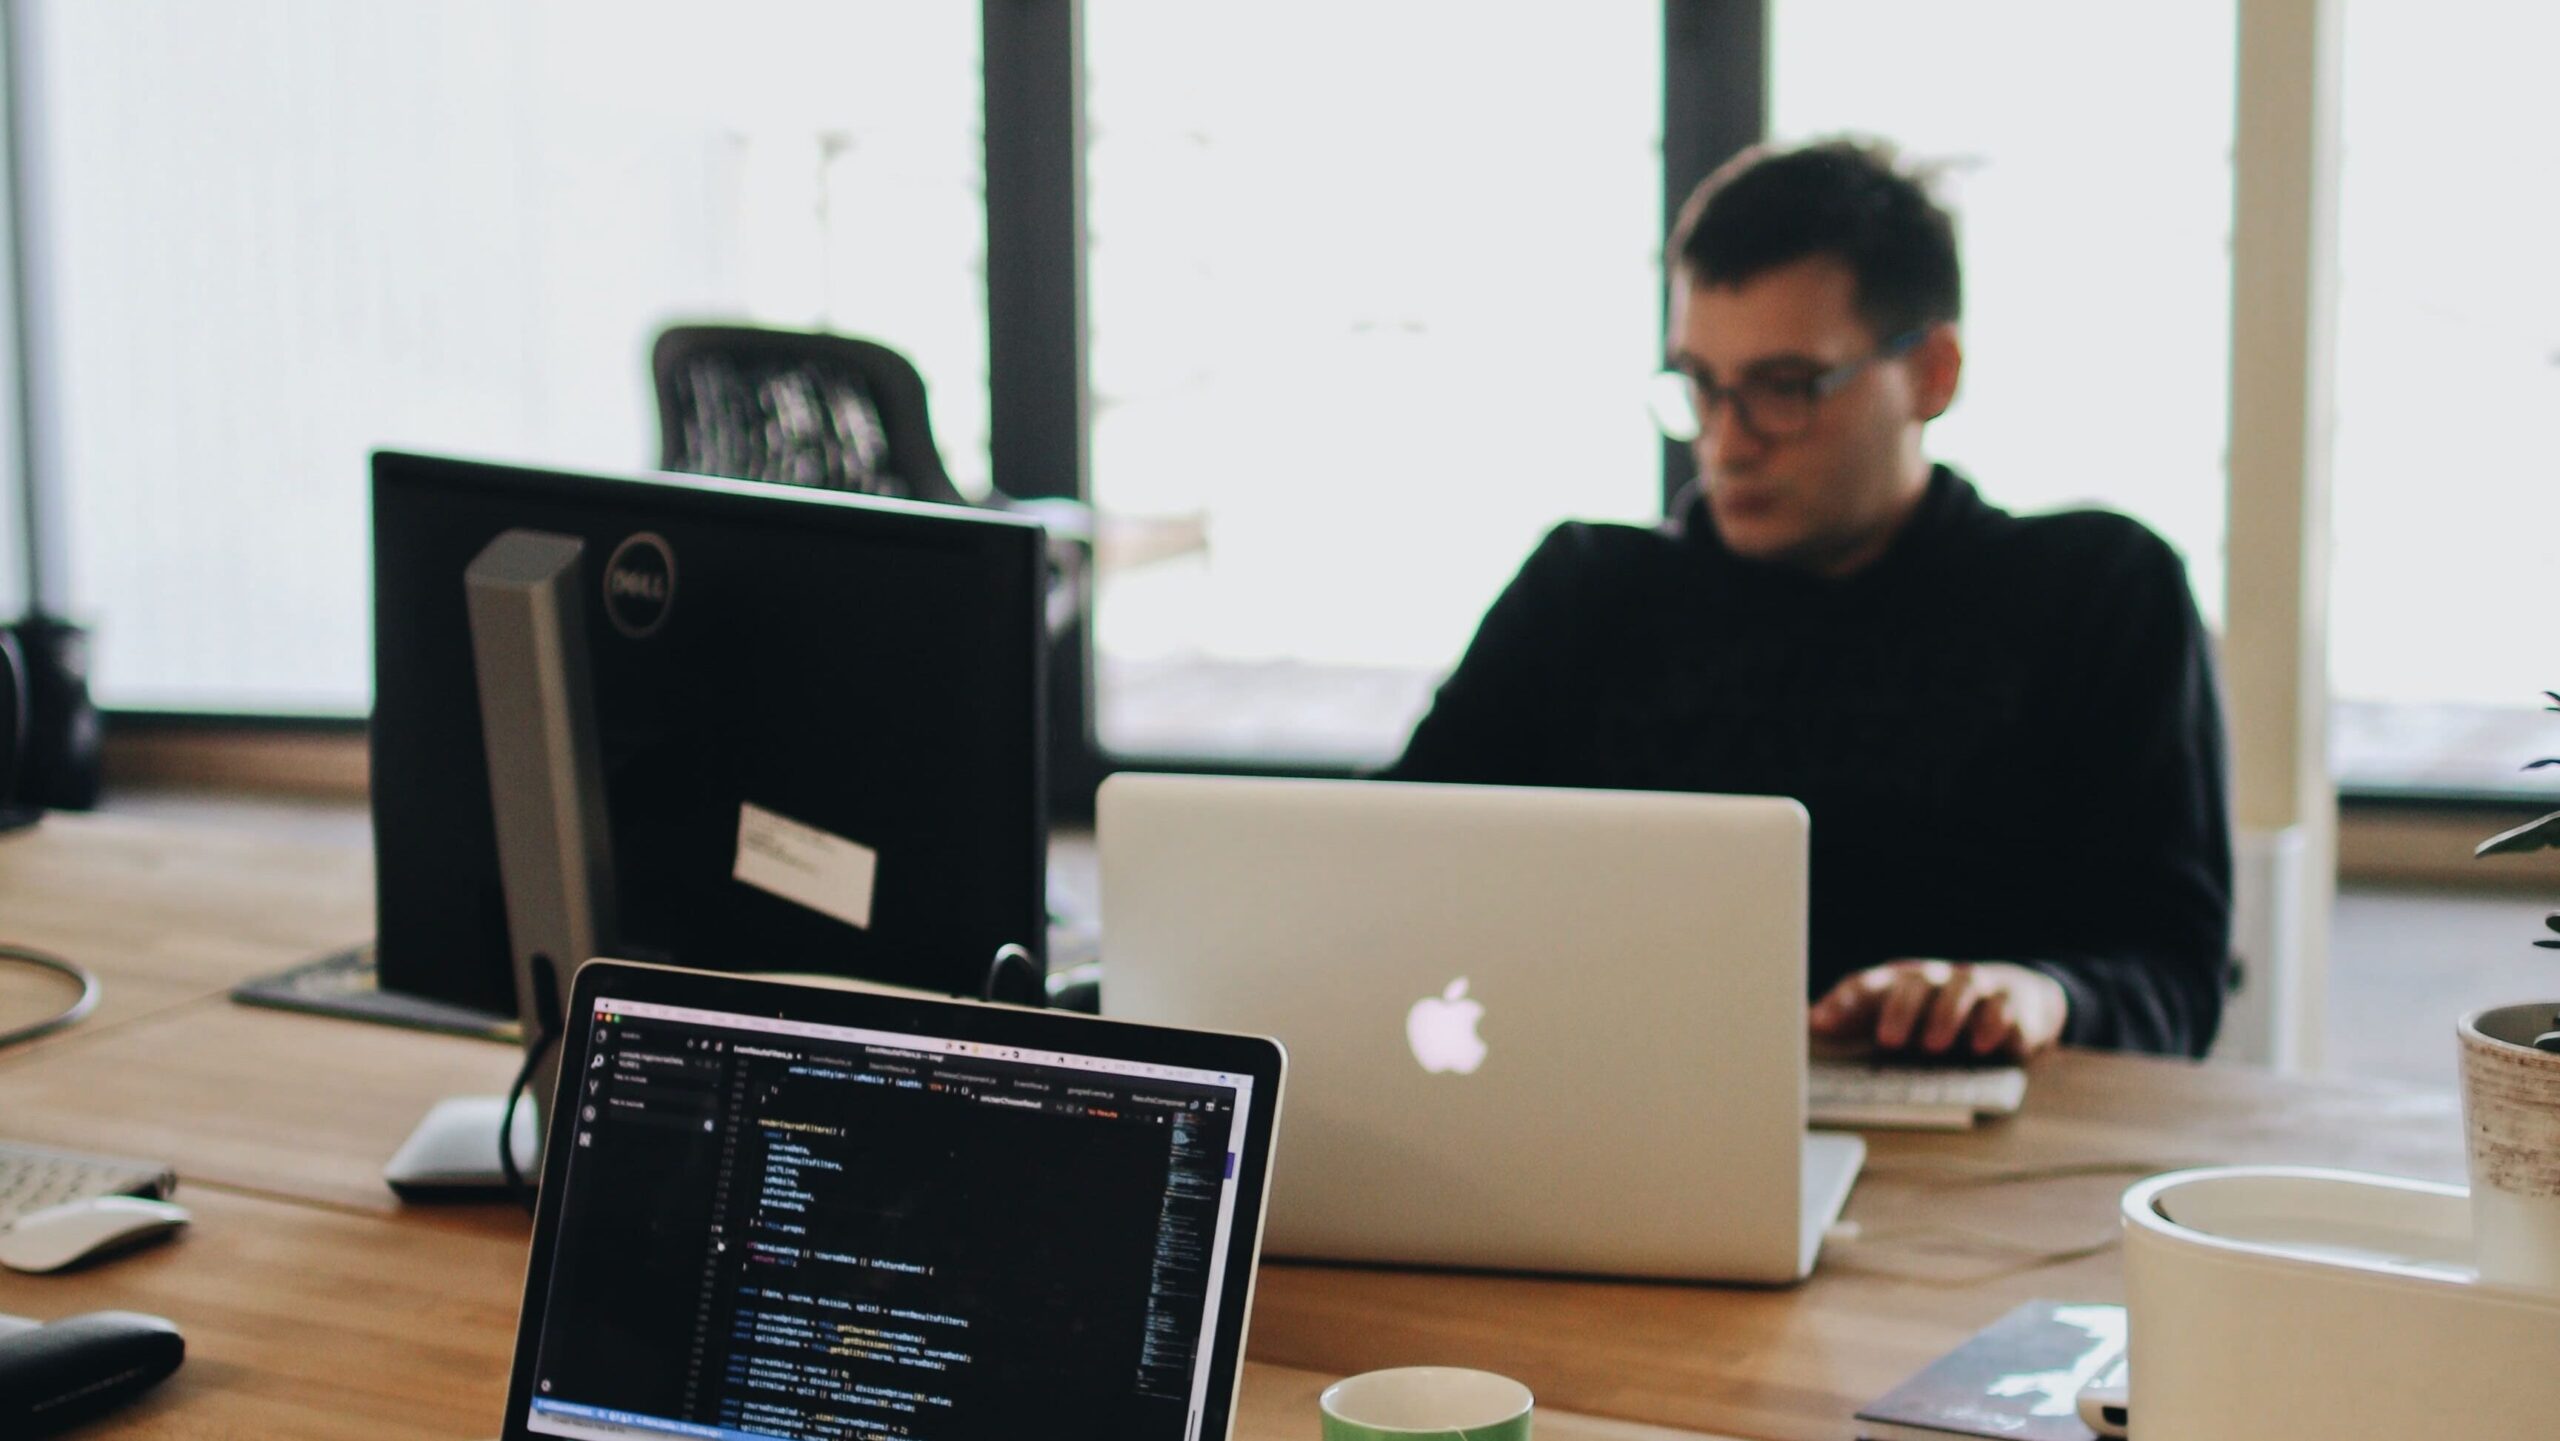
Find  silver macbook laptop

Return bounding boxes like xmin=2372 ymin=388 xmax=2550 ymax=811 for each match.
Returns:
xmin=1098 ymin=774 xmax=1861 ymax=1285
xmin=498 ymin=958 xmax=1287 ymax=1441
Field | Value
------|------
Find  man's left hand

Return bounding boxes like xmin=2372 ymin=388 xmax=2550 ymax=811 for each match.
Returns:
xmin=1807 ymin=959 xmax=2068 ymax=1062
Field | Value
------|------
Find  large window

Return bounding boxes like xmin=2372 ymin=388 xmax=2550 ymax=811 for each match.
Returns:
xmin=1768 ymin=1 xmax=2238 ymax=630
xmin=26 ymin=0 xmax=983 ymax=713
xmin=1083 ymin=5 xmax=1666 ymax=766
xmin=23 ymin=5 xmax=2510 ymax=804
xmin=2327 ymin=1 xmax=2560 ymax=796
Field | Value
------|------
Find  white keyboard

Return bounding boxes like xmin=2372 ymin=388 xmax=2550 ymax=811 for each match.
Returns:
xmin=0 ymin=1140 xmax=175 ymax=1227
xmin=1808 ymin=1060 xmax=2029 ymax=1131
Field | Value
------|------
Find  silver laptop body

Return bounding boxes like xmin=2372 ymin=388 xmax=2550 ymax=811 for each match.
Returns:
xmin=1098 ymin=774 xmax=1860 ymax=1285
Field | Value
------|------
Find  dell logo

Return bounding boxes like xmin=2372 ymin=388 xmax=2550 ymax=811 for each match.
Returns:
xmin=603 ymin=532 xmax=676 ymax=638
xmin=608 ymin=569 xmax=665 ymax=602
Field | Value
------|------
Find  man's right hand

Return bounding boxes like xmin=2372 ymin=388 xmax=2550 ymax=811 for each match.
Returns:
xmin=1808 ymin=958 xmax=2067 ymax=1062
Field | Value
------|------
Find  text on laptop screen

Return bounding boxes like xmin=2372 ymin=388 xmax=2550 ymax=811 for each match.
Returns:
xmin=523 ymin=995 xmax=1258 ymax=1441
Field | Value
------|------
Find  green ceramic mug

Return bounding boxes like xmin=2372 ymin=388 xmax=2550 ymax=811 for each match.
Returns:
xmin=1319 ymin=1367 xmax=1534 ymax=1441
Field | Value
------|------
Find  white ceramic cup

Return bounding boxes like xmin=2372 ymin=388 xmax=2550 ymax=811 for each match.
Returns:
xmin=1319 ymin=1367 xmax=1534 ymax=1440
xmin=2457 ymin=1002 xmax=2560 ymax=1292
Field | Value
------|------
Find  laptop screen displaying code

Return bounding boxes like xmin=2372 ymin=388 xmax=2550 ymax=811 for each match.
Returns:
xmin=521 ymin=995 xmax=1257 ymax=1441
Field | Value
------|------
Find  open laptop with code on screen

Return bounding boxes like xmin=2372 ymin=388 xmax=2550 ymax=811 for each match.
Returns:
xmin=497 ymin=959 xmax=1286 ymax=1441
xmin=1099 ymin=774 xmax=1862 ymax=1286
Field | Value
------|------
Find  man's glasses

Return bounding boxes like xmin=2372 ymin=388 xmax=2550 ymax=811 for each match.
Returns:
xmin=1647 ymin=328 xmax=1926 ymax=443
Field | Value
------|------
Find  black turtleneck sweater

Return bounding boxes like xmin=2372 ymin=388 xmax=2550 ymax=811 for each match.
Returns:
xmin=1382 ymin=467 xmax=2232 ymax=1057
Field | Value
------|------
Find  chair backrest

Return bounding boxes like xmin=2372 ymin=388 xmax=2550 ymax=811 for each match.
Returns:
xmin=650 ymin=325 xmax=964 ymax=505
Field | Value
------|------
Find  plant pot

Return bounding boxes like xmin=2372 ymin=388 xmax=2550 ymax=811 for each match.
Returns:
xmin=2457 ymin=1002 xmax=2560 ymax=1292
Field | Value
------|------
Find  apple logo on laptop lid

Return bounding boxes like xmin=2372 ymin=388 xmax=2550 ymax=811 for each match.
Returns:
xmin=1407 ymin=978 xmax=1488 ymax=1074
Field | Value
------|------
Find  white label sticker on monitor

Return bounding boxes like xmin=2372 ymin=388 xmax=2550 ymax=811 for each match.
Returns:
xmin=734 ymin=802 xmax=877 ymax=930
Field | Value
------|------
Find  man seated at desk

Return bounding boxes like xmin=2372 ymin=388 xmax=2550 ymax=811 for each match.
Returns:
xmin=1383 ymin=138 xmax=2231 ymax=1062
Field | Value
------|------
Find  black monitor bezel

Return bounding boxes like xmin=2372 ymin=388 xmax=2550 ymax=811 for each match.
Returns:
xmin=367 ymin=448 xmax=1052 ymax=1012
xmin=497 ymin=957 xmax=1287 ymax=1441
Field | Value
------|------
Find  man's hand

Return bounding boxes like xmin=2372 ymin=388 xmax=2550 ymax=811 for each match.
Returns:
xmin=1808 ymin=959 xmax=2068 ymax=1062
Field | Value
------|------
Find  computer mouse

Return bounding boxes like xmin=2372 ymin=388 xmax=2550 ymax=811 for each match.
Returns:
xmin=0 ymin=1310 xmax=186 ymax=1435
xmin=0 ymin=1196 xmax=192 ymax=1274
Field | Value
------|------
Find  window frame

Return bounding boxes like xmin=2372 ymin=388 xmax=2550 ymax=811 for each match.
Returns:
xmin=7 ymin=1 xmax=1769 ymax=818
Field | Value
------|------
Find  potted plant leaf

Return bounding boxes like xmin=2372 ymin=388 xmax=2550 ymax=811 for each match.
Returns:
xmin=2474 ymin=690 xmax=2560 ymax=1038
xmin=2461 ymin=689 xmax=2560 ymax=1289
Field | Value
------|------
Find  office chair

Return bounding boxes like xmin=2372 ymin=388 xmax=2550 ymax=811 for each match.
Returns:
xmin=651 ymin=323 xmax=1088 ymax=634
xmin=652 ymin=325 xmax=965 ymax=503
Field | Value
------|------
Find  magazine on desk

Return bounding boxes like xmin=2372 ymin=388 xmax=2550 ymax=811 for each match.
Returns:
xmin=1854 ymin=1299 xmax=2122 ymax=1441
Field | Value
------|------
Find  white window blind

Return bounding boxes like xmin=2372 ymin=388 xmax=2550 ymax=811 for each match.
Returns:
xmin=2330 ymin=1 xmax=2560 ymax=713
xmin=28 ymin=0 xmax=983 ymax=713
xmin=1085 ymin=4 xmax=1666 ymax=764
xmin=1770 ymin=0 xmax=2238 ymax=630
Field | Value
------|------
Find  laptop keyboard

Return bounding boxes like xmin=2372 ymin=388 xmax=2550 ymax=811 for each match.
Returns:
xmin=1809 ymin=1061 xmax=2029 ymax=1131
xmin=0 ymin=1140 xmax=176 ymax=1227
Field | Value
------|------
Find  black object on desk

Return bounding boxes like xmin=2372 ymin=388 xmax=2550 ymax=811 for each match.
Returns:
xmin=0 ymin=1310 xmax=186 ymax=1436
xmin=0 ymin=615 xmax=102 ymax=812
xmin=230 ymin=945 xmax=519 ymax=1043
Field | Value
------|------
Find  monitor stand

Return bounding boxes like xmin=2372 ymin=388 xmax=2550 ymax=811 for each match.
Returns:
xmin=388 ymin=529 xmax=615 ymax=1200
xmin=384 ymin=1096 xmax=541 ymax=1199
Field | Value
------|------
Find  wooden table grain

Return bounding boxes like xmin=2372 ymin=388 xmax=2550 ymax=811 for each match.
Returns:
xmin=0 ymin=1187 xmax=526 ymax=1439
xmin=0 ymin=1189 xmax=1738 ymax=1441
xmin=0 ymin=814 xmax=2470 ymax=1439
xmin=0 ymin=811 xmax=371 ymax=1042
xmin=1243 ymin=1053 xmax=2466 ymax=1440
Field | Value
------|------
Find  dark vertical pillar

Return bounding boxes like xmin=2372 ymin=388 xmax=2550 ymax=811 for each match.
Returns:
xmin=983 ymin=0 xmax=1099 ymax=813
xmin=1661 ymin=0 xmax=1767 ymax=512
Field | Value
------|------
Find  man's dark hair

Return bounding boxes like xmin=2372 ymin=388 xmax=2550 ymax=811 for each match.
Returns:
xmin=1668 ymin=138 xmax=1961 ymax=341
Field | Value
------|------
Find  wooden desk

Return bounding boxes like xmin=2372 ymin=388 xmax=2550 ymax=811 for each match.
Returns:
xmin=1246 ymin=1054 xmax=2466 ymax=1439
xmin=0 ymin=814 xmax=2471 ymax=1439
xmin=0 ymin=812 xmax=370 ymax=1037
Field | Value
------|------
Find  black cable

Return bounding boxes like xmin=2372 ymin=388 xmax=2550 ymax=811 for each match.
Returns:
xmin=0 ymin=942 xmax=99 ymax=1050
xmin=498 ymin=955 xmax=568 ymax=1211
xmin=496 ymin=1028 xmax=556 ymax=1213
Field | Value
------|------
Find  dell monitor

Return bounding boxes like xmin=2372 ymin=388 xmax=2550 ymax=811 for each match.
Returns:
xmin=368 ymin=450 xmax=1050 ymax=1017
